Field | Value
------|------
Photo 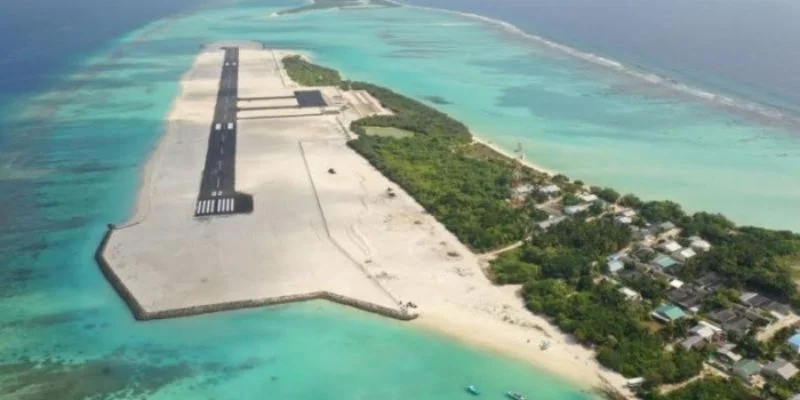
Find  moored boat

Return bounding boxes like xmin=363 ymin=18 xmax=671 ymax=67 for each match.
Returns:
xmin=506 ymin=391 xmax=526 ymax=400
xmin=466 ymin=385 xmax=480 ymax=395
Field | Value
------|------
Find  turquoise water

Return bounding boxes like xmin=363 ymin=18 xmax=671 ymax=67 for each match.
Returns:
xmin=3 ymin=0 xmax=800 ymax=398
xmin=1 ymin=2 xmax=598 ymax=399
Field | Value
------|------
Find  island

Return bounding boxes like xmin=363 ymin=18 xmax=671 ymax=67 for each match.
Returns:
xmin=97 ymin=40 xmax=800 ymax=400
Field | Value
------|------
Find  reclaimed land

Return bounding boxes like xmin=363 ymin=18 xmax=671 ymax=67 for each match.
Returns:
xmin=283 ymin=55 xmax=800 ymax=400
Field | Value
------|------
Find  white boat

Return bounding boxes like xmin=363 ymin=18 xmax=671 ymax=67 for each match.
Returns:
xmin=506 ymin=391 xmax=526 ymax=400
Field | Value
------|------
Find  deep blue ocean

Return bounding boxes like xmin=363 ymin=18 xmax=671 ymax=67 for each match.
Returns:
xmin=405 ymin=0 xmax=800 ymax=115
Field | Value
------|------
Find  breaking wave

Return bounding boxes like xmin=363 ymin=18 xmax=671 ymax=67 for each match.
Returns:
xmin=401 ymin=2 xmax=800 ymax=129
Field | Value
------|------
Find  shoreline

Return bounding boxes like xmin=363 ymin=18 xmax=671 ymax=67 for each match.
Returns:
xmin=102 ymin=44 xmax=631 ymax=398
xmin=410 ymin=307 xmax=623 ymax=397
xmin=471 ymin=136 xmax=556 ymax=177
xmin=399 ymin=2 xmax=800 ymax=132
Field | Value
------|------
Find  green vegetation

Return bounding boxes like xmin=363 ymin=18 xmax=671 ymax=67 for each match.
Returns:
xmin=590 ymin=186 xmax=621 ymax=203
xmin=282 ymin=56 xmax=800 ymax=395
xmin=362 ymin=126 xmax=414 ymax=138
xmin=619 ymin=194 xmax=644 ymax=208
xmin=349 ymin=131 xmax=525 ymax=251
xmin=643 ymin=378 xmax=752 ymax=400
xmin=492 ymin=218 xmax=701 ymax=385
xmin=282 ymin=55 xmax=343 ymax=86
xmin=348 ymin=81 xmax=471 ymax=142
xmin=678 ymin=227 xmax=800 ymax=304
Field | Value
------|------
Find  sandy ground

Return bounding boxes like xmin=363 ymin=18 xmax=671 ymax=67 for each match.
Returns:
xmin=108 ymin=42 xmax=631 ymax=396
xmin=302 ymin=138 xmax=631 ymax=395
xmin=103 ymin=43 xmax=401 ymax=315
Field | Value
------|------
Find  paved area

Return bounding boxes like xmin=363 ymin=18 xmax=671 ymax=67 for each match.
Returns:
xmin=102 ymin=43 xmax=400 ymax=318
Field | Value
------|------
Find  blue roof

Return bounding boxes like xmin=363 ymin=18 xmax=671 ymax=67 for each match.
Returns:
xmin=654 ymin=254 xmax=679 ymax=269
xmin=654 ymin=304 xmax=686 ymax=321
xmin=608 ymin=260 xmax=624 ymax=273
xmin=788 ymin=334 xmax=800 ymax=348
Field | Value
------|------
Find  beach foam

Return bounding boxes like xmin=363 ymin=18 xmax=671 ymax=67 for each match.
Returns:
xmin=401 ymin=2 xmax=800 ymax=131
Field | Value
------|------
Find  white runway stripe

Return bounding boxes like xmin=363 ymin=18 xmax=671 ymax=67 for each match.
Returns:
xmin=227 ymin=198 xmax=233 ymax=212
xmin=196 ymin=201 xmax=202 ymax=214
xmin=203 ymin=200 xmax=211 ymax=214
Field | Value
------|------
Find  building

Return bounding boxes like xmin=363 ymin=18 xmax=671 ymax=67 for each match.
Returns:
xmin=608 ymin=259 xmax=625 ymax=274
xmin=669 ymin=279 xmax=684 ymax=289
xmin=710 ymin=308 xmax=756 ymax=337
xmin=689 ymin=321 xmax=722 ymax=343
xmin=632 ymin=227 xmax=656 ymax=244
xmin=652 ymin=304 xmax=687 ymax=323
xmin=511 ymin=184 xmax=534 ymax=197
xmin=673 ymin=248 xmax=697 ymax=262
xmin=652 ymin=254 xmax=679 ymax=271
xmin=788 ymin=394 xmax=800 ymax=400
xmin=577 ymin=193 xmax=599 ymax=203
xmin=618 ymin=208 xmax=637 ymax=218
xmin=740 ymin=292 xmax=791 ymax=319
xmin=680 ymin=335 xmax=705 ymax=350
xmin=667 ymin=285 xmax=710 ymax=314
xmin=614 ymin=215 xmax=633 ymax=225
xmin=536 ymin=215 xmax=566 ymax=230
xmin=716 ymin=343 xmax=743 ymax=365
xmin=787 ymin=334 xmax=800 ymax=353
xmin=619 ymin=287 xmax=642 ymax=302
xmin=695 ymin=273 xmax=724 ymax=292
xmin=539 ymin=184 xmax=560 ymax=195
xmin=762 ymin=359 xmax=799 ymax=381
xmin=659 ymin=221 xmax=680 ymax=237
xmin=689 ymin=236 xmax=712 ymax=252
xmin=732 ymin=359 xmax=762 ymax=383
xmin=659 ymin=240 xmax=682 ymax=253
xmin=564 ymin=204 xmax=590 ymax=216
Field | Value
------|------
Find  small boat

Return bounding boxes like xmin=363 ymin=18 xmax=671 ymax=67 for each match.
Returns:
xmin=466 ymin=385 xmax=480 ymax=395
xmin=506 ymin=391 xmax=526 ymax=400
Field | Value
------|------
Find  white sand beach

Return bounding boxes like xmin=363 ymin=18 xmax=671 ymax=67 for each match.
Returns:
xmin=106 ymin=42 xmax=632 ymax=396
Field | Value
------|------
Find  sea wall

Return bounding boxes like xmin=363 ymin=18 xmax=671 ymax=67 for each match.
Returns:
xmin=96 ymin=225 xmax=416 ymax=321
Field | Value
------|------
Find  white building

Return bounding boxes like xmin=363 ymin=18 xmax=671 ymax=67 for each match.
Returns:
xmin=511 ymin=184 xmax=534 ymax=197
xmin=538 ymin=184 xmax=561 ymax=195
xmin=619 ymin=287 xmax=642 ymax=301
xmin=564 ymin=204 xmax=590 ymax=216
xmin=577 ymin=193 xmax=599 ymax=203
xmin=615 ymin=215 xmax=633 ymax=225
xmin=660 ymin=240 xmax=682 ymax=253
xmin=673 ymin=248 xmax=697 ymax=262
xmin=537 ymin=215 xmax=566 ymax=230
xmin=689 ymin=236 xmax=712 ymax=252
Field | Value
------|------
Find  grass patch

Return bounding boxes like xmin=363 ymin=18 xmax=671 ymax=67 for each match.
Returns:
xmin=363 ymin=126 xmax=415 ymax=138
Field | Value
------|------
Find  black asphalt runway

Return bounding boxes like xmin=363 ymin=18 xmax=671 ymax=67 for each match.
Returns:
xmin=194 ymin=47 xmax=253 ymax=217
xmin=237 ymin=90 xmax=327 ymax=112
xmin=294 ymin=90 xmax=326 ymax=108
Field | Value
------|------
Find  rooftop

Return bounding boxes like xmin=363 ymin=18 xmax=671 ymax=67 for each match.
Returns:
xmin=788 ymin=333 xmax=800 ymax=348
xmin=653 ymin=254 xmax=679 ymax=270
xmin=608 ymin=259 xmax=625 ymax=274
xmin=763 ymin=359 xmax=799 ymax=380
xmin=653 ymin=304 xmax=686 ymax=322
xmin=539 ymin=184 xmax=560 ymax=193
xmin=732 ymin=359 xmax=762 ymax=378
xmin=660 ymin=240 xmax=682 ymax=253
